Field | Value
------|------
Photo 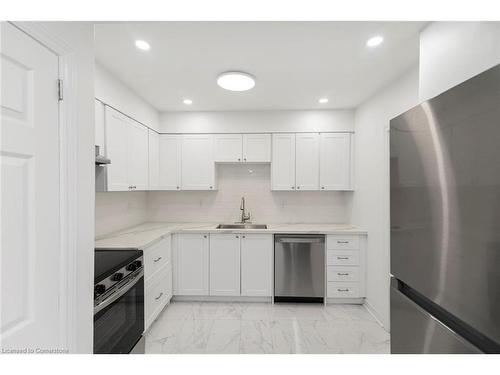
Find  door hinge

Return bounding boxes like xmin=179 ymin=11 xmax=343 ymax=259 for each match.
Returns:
xmin=57 ymin=79 xmax=64 ymax=101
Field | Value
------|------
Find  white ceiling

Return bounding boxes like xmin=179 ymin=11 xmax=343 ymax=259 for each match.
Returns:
xmin=94 ymin=22 xmax=427 ymax=112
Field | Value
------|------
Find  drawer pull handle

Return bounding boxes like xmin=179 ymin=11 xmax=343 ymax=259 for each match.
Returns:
xmin=155 ymin=292 xmax=164 ymax=300
xmin=337 ymin=241 xmax=349 ymax=244
xmin=153 ymin=256 xmax=162 ymax=263
xmin=337 ymin=288 xmax=349 ymax=292
xmin=337 ymin=257 xmax=349 ymax=260
xmin=337 ymin=272 xmax=349 ymax=276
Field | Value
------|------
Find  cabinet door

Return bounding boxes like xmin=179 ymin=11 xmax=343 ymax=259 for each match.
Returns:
xmin=105 ymin=107 xmax=130 ymax=191
xmin=242 ymin=134 xmax=271 ymax=162
xmin=181 ymin=134 xmax=216 ymax=190
xmin=271 ymin=133 xmax=296 ymax=190
xmin=176 ymin=234 xmax=209 ymax=295
xmin=159 ymin=135 xmax=182 ymax=190
xmin=127 ymin=120 xmax=149 ymax=191
xmin=295 ymin=133 xmax=319 ymax=190
xmin=319 ymin=133 xmax=352 ymax=190
xmin=209 ymin=234 xmax=241 ymax=296
xmin=148 ymin=130 xmax=160 ymax=190
xmin=241 ymin=234 xmax=273 ymax=297
xmin=214 ymin=134 xmax=242 ymax=162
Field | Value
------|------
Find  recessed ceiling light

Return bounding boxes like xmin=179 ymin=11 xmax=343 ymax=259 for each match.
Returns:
xmin=366 ymin=35 xmax=384 ymax=47
xmin=319 ymin=98 xmax=329 ymax=104
xmin=183 ymin=99 xmax=193 ymax=105
xmin=217 ymin=71 xmax=255 ymax=91
xmin=135 ymin=40 xmax=150 ymax=51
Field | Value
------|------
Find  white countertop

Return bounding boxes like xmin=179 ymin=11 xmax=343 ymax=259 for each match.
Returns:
xmin=95 ymin=222 xmax=367 ymax=250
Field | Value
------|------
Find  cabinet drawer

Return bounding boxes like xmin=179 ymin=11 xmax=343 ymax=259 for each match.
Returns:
xmin=327 ymin=235 xmax=359 ymax=250
xmin=327 ymin=250 xmax=359 ymax=266
xmin=327 ymin=266 xmax=359 ymax=282
xmin=145 ymin=267 xmax=171 ymax=330
xmin=327 ymin=282 xmax=359 ymax=298
xmin=144 ymin=237 xmax=171 ymax=282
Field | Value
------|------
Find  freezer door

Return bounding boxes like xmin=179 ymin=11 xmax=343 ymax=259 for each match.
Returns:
xmin=390 ymin=64 xmax=500 ymax=348
xmin=391 ymin=284 xmax=481 ymax=354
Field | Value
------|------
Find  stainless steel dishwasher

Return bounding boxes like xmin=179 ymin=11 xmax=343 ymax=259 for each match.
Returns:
xmin=274 ymin=234 xmax=325 ymax=303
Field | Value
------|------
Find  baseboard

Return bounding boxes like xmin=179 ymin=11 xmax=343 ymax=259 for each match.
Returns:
xmin=172 ymin=295 xmax=272 ymax=303
xmin=325 ymin=297 xmax=364 ymax=304
xmin=363 ymin=300 xmax=388 ymax=332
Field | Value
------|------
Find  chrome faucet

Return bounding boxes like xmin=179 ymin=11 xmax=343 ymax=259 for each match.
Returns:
xmin=239 ymin=197 xmax=251 ymax=223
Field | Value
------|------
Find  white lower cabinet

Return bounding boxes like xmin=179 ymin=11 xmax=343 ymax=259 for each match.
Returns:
xmin=209 ymin=234 xmax=241 ymax=296
xmin=144 ymin=236 xmax=172 ymax=331
xmin=240 ymin=234 xmax=273 ymax=296
xmin=175 ymin=234 xmax=209 ymax=295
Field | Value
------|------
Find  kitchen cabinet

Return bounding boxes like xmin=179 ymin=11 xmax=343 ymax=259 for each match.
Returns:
xmin=271 ymin=133 xmax=296 ymax=190
xmin=319 ymin=133 xmax=352 ymax=190
xmin=240 ymin=234 xmax=273 ymax=297
xmin=159 ymin=134 xmax=182 ymax=190
xmin=214 ymin=133 xmax=271 ymax=163
xmin=175 ymin=234 xmax=209 ymax=295
xmin=181 ymin=134 xmax=216 ymax=190
xmin=106 ymin=106 xmax=148 ymax=191
xmin=209 ymin=234 xmax=241 ymax=296
xmin=295 ymin=133 xmax=320 ymax=190
xmin=148 ymin=130 xmax=160 ymax=190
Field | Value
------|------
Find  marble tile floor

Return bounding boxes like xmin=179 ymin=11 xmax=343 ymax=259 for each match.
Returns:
xmin=145 ymin=302 xmax=390 ymax=354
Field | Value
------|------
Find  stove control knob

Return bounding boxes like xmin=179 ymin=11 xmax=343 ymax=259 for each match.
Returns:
xmin=126 ymin=263 xmax=137 ymax=272
xmin=95 ymin=284 xmax=106 ymax=294
xmin=133 ymin=260 xmax=142 ymax=268
xmin=112 ymin=272 xmax=124 ymax=281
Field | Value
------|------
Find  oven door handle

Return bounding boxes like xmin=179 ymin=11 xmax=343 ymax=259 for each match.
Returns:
xmin=94 ymin=269 xmax=144 ymax=315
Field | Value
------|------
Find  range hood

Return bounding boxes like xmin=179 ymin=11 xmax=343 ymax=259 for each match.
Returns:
xmin=95 ymin=145 xmax=111 ymax=165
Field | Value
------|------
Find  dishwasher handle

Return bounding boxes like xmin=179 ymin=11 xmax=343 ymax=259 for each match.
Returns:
xmin=277 ymin=237 xmax=324 ymax=244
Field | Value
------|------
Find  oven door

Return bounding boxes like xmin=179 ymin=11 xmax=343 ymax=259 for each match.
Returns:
xmin=93 ymin=270 xmax=144 ymax=354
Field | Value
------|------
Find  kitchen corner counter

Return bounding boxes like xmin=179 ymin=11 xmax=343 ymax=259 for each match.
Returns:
xmin=95 ymin=222 xmax=367 ymax=250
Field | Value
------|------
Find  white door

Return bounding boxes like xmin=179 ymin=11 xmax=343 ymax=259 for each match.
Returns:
xmin=214 ymin=134 xmax=242 ymax=162
xmin=240 ymin=234 xmax=273 ymax=297
xmin=176 ymin=234 xmax=209 ymax=295
xmin=242 ymin=134 xmax=271 ymax=162
xmin=1 ymin=22 xmax=62 ymax=350
xmin=181 ymin=134 xmax=215 ymax=190
xmin=271 ymin=133 xmax=296 ymax=190
xmin=209 ymin=234 xmax=241 ymax=296
xmin=105 ymin=107 xmax=130 ymax=191
xmin=295 ymin=133 xmax=319 ymax=190
xmin=128 ymin=120 xmax=148 ymax=191
xmin=319 ymin=133 xmax=352 ymax=190
xmin=159 ymin=135 xmax=182 ymax=190
xmin=148 ymin=129 xmax=159 ymax=190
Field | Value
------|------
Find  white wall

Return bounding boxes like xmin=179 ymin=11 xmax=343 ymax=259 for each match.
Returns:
xmin=160 ymin=110 xmax=354 ymax=133
xmin=148 ymin=164 xmax=352 ymax=223
xmin=95 ymin=62 xmax=160 ymax=131
xmin=419 ymin=22 xmax=500 ymax=101
xmin=352 ymin=67 xmax=420 ymax=330
xmin=95 ymin=192 xmax=149 ymax=238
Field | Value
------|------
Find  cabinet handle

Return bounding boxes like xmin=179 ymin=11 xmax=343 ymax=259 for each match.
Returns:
xmin=242 ymin=235 xmax=246 ymax=238
xmin=153 ymin=256 xmax=162 ymax=263
xmin=291 ymin=186 xmax=295 ymax=190
xmin=155 ymin=292 xmax=164 ymax=300
xmin=337 ymin=257 xmax=349 ymax=260
xmin=321 ymin=187 xmax=325 ymax=190
xmin=297 ymin=186 xmax=300 ymax=189
xmin=337 ymin=241 xmax=349 ymax=244
xmin=244 ymin=158 xmax=247 ymax=161
xmin=203 ymin=235 xmax=207 ymax=238
xmin=236 ymin=235 xmax=239 ymax=238
xmin=209 ymin=186 xmax=213 ymax=189
xmin=337 ymin=288 xmax=349 ymax=292
xmin=176 ymin=186 xmax=180 ymax=190
xmin=337 ymin=272 xmax=349 ymax=276
xmin=238 ymin=158 xmax=241 ymax=161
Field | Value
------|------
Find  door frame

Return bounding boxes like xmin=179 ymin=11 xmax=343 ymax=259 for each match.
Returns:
xmin=10 ymin=21 xmax=80 ymax=352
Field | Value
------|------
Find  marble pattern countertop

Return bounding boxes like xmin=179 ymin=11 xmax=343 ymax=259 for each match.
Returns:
xmin=95 ymin=221 xmax=367 ymax=250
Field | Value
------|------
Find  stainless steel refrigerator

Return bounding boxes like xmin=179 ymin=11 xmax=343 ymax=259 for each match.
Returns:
xmin=390 ymin=64 xmax=500 ymax=354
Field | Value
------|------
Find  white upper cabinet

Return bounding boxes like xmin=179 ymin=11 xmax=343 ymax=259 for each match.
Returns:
xmin=271 ymin=133 xmax=296 ymax=190
xmin=242 ymin=134 xmax=271 ymax=162
xmin=148 ymin=130 xmax=160 ymax=190
xmin=295 ymin=133 xmax=320 ymax=190
xmin=159 ymin=135 xmax=182 ymax=190
xmin=214 ymin=134 xmax=243 ymax=162
xmin=128 ymin=120 xmax=149 ymax=191
xmin=320 ymin=133 xmax=352 ymax=190
xmin=209 ymin=234 xmax=241 ymax=296
xmin=181 ymin=134 xmax=216 ymax=190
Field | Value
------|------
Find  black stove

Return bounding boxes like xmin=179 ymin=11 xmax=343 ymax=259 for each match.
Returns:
xmin=94 ymin=248 xmax=143 ymax=283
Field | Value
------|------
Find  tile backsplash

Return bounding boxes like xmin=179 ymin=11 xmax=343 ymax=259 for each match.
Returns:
xmin=147 ymin=164 xmax=352 ymax=224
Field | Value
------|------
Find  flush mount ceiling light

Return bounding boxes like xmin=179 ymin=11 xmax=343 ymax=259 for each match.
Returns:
xmin=217 ymin=71 xmax=256 ymax=92
xmin=318 ymin=98 xmax=329 ymax=104
xmin=135 ymin=40 xmax=150 ymax=51
xmin=366 ymin=35 xmax=384 ymax=47
xmin=183 ymin=99 xmax=193 ymax=105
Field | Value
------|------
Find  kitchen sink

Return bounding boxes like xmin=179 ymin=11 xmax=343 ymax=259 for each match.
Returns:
xmin=216 ymin=224 xmax=268 ymax=229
